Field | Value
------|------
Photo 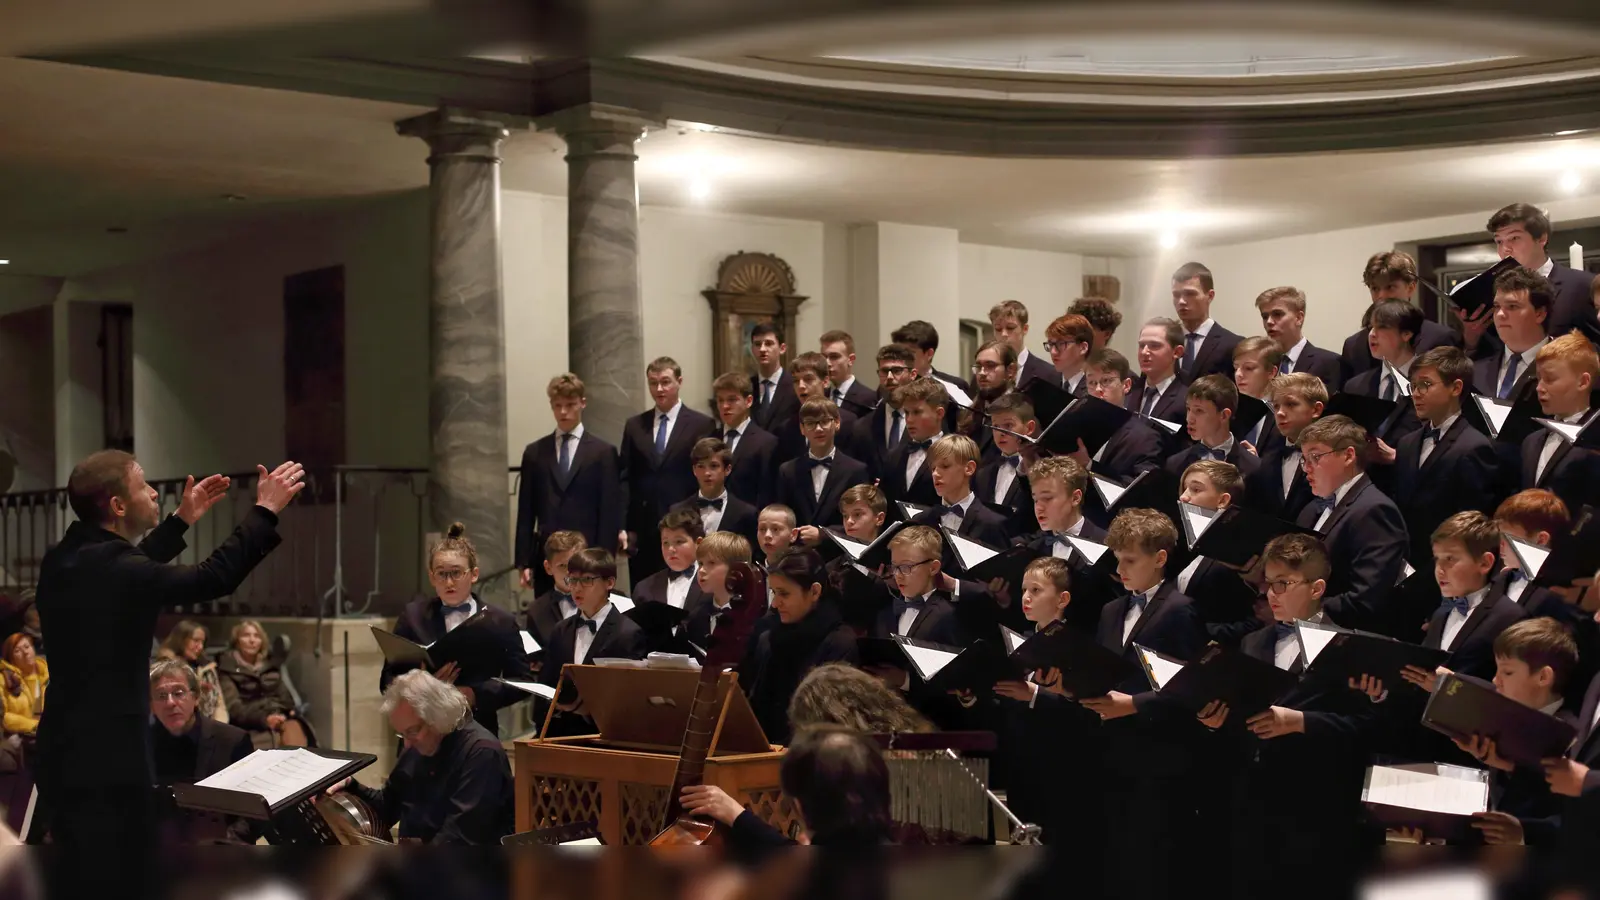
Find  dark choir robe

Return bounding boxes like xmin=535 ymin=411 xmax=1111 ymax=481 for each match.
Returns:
xmin=1124 ymin=374 xmax=1188 ymax=428
xmin=1244 ymin=443 xmax=1317 ymax=523
xmin=150 ymin=716 xmax=255 ymax=844
xmin=1341 ymin=364 xmax=1424 ymax=496
xmin=1282 ymin=341 xmax=1343 ymax=392
xmin=1015 ymin=351 xmax=1060 ymax=390
xmin=833 ymin=378 xmax=880 ymax=419
xmin=1225 ymin=625 xmax=1380 ymax=900
xmin=346 ymin=720 xmax=513 ymax=845
xmin=878 ymin=438 xmax=942 ymax=507
xmin=1392 ymin=414 xmax=1502 ymax=568
xmin=513 ymin=428 xmax=622 ymax=572
xmin=1088 ymin=418 xmax=1166 ymax=485
xmin=849 ymin=402 xmax=903 ymax=483
xmin=974 ymin=456 xmax=1035 ymax=540
xmin=740 ymin=601 xmax=859 ymax=744
xmin=1295 ymin=476 xmax=1409 ymax=637
xmin=750 ymin=370 xmax=802 ymax=462
xmin=1489 ymin=569 xmax=1599 ymax=709
xmin=1555 ymin=672 xmax=1600 ymax=876
xmin=379 ymin=596 xmax=530 ymax=735
xmin=715 ymin=420 xmax=780 ymax=511
xmin=1162 ymin=440 xmax=1262 ymax=482
xmin=1519 ymin=410 xmax=1600 ymax=515
xmin=535 ymin=604 xmax=649 ymax=736
xmin=523 ymin=589 xmax=577 ymax=659
xmin=1340 ymin=317 xmax=1461 ymax=390
xmin=620 ymin=404 xmax=717 ymax=585
xmin=670 ymin=491 xmax=760 ymax=550
xmin=775 ymin=450 xmax=871 ymax=529
xmin=1182 ymin=323 xmax=1243 ymax=382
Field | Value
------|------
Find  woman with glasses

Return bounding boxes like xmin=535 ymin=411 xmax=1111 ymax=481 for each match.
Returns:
xmin=739 ymin=549 xmax=859 ymax=744
xmin=379 ymin=523 xmax=530 ymax=735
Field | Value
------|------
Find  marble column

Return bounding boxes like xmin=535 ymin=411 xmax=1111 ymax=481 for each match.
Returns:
xmin=397 ymin=108 xmax=514 ymax=591
xmin=546 ymin=105 xmax=657 ymax=444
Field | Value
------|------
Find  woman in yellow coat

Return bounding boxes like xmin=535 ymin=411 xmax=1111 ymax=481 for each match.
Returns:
xmin=0 ymin=633 xmax=46 ymax=736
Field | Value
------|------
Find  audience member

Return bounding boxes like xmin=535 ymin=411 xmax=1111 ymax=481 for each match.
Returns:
xmin=215 ymin=620 xmax=312 ymax=749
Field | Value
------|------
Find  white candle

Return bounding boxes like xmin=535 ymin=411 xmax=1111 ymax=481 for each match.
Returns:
xmin=1571 ymin=241 xmax=1584 ymax=270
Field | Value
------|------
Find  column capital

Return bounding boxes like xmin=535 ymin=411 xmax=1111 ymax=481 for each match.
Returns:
xmin=537 ymin=103 xmax=662 ymax=159
xmin=396 ymin=106 xmax=522 ymax=162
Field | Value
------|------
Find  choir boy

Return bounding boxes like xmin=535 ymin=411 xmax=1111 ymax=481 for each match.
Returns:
xmin=756 ymin=504 xmax=796 ymax=564
xmin=838 ymin=483 xmax=887 ymax=544
xmin=630 ymin=510 xmax=710 ymax=647
xmin=1081 ymin=349 xmax=1165 ymax=483
xmin=1019 ymin=457 xmax=1109 ymax=631
xmin=1197 ymin=534 xmax=1379 ymax=899
xmin=776 ymin=398 xmax=870 ymax=536
xmin=1175 ymin=460 xmax=1262 ymax=645
xmin=989 ymin=300 xmax=1058 ymax=389
xmin=1340 ymin=251 xmax=1462 ymax=389
xmin=878 ymin=377 xmax=949 ymax=507
xmin=850 ymin=344 xmax=918 ymax=481
xmin=1520 ymin=332 xmax=1600 ymax=513
xmin=827 ymin=484 xmax=895 ymax=634
xmin=783 ymin=351 xmax=862 ymax=462
xmin=1232 ymin=337 xmax=1284 ymax=451
xmin=1473 ymin=266 xmax=1550 ymax=407
xmin=1042 ymin=313 xmax=1094 ymax=396
xmin=1170 ymin=261 xmax=1242 ymax=381
xmin=915 ymin=434 xmax=1009 ymax=557
xmin=1392 ymin=346 xmax=1501 ymax=567
xmin=1256 ymin=285 xmax=1341 ymax=390
xmin=710 ymin=372 xmax=779 ymax=510
xmin=1243 ymin=372 xmax=1325 ymax=522
xmin=514 ymin=373 xmax=622 ymax=594
xmin=1344 ymin=300 xmax=1427 ymax=467
xmin=866 ymin=525 xmax=970 ymax=728
xmin=620 ymin=357 xmax=715 ymax=586
xmin=686 ymin=532 xmax=753 ymax=651
xmin=1464 ymin=203 xmax=1600 ymax=359
xmin=1405 ymin=512 xmax=1527 ymax=689
xmin=524 ymin=530 xmax=584 ymax=657
xmin=670 ymin=437 xmax=759 ymax=550
xmin=891 ymin=319 xmax=971 ymax=397
xmin=976 ymin=392 xmax=1038 ymax=538
xmin=1294 ymin=415 xmax=1409 ymax=636
xmin=1494 ymin=490 xmax=1598 ymax=703
xmin=819 ymin=330 xmax=878 ymax=417
xmin=1127 ymin=317 xmax=1189 ymax=427
xmin=1068 ymin=297 xmax=1122 ymax=352
xmin=536 ymin=548 xmax=648 ymax=735
xmin=1163 ymin=375 xmax=1261 ymax=480
xmin=749 ymin=323 xmax=800 ymax=462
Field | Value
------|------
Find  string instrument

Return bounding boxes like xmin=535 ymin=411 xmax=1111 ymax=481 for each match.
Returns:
xmin=648 ymin=561 xmax=767 ymax=846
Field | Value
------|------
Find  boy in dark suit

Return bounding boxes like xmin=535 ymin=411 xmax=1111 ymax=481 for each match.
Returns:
xmin=819 ymin=329 xmax=879 ymax=417
xmin=1294 ymin=415 xmax=1410 ymax=636
xmin=1041 ymin=313 xmax=1094 ymax=396
xmin=523 ymin=530 xmax=585 ymax=661
xmin=710 ymin=372 xmax=779 ymax=510
xmin=630 ymin=509 xmax=710 ymax=623
xmin=620 ymin=357 xmax=715 ymax=587
xmin=1016 ymin=457 xmax=1112 ymax=631
xmin=877 ymin=377 xmax=950 ymax=507
xmin=1391 ymin=347 xmax=1502 ymax=568
xmin=892 ymin=319 xmax=971 ymax=399
xmin=686 ymin=532 xmax=753 ymax=652
xmin=1404 ymin=512 xmax=1528 ymax=690
xmin=1472 ymin=265 xmax=1550 ymax=405
xmin=822 ymin=484 xmax=896 ymax=634
xmin=914 ymin=434 xmax=1011 ymax=616
xmin=788 ymin=351 xmax=861 ymax=461
xmin=777 ymin=398 xmax=870 ymax=534
xmin=1464 ymin=203 xmax=1600 ymax=359
xmin=850 ymin=344 xmax=918 ymax=482
xmin=514 ymin=373 xmax=622 ymax=594
xmin=1082 ymin=349 xmax=1165 ymax=483
xmin=977 ymin=392 xmax=1038 ymax=538
xmin=1520 ymin=332 xmax=1600 ymax=513
xmin=1340 ymin=251 xmax=1462 ymax=389
xmin=1344 ymin=300 xmax=1427 ymax=468
xmin=670 ymin=437 xmax=758 ymax=551
xmin=1163 ymin=375 xmax=1261 ymax=480
xmin=1231 ymin=336 xmax=1284 ymax=452
xmin=1127 ymin=317 xmax=1189 ymax=429
xmin=1170 ymin=261 xmax=1243 ymax=382
xmin=1256 ymin=285 xmax=1341 ymax=391
xmin=756 ymin=504 xmax=796 ymax=565
xmin=1493 ymin=490 xmax=1598 ymax=703
xmin=536 ymin=548 xmax=647 ymax=735
xmin=1244 ymin=372 xmax=1326 ymax=523
xmin=749 ymin=323 xmax=800 ymax=462
xmin=865 ymin=525 xmax=971 ymax=728
xmin=1174 ymin=460 xmax=1264 ymax=645
xmin=990 ymin=300 xmax=1059 ymax=389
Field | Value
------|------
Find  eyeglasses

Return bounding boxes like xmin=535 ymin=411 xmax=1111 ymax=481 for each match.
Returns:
xmin=877 ymin=365 xmax=910 ymax=378
xmin=153 ymin=688 xmax=191 ymax=703
xmin=889 ymin=559 xmax=935 ymax=577
xmin=1042 ymin=340 xmax=1080 ymax=353
xmin=1409 ymin=378 xmax=1441 ymax=393
xmin=568 ymin=575 xmax=604 ymax=587
xmin=1265 ymin=578 xmax=1307 ymax=595
xmin=970 ymin=361 xmax=1006 ymax=374
xmin=432 ymin=569 xmax=471 ymax=582
xmin=801 ymin=418 xmax=835 ymax=429
xmin=1299 ymin=448 xmax=1342 ymax=470
xmin=396 ymin=723 xmax=428 ymax=742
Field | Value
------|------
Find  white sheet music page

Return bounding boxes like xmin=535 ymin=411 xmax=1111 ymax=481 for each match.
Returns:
xmin=899 ymin=643 xmax=958 ymax=681
xmin=1361 ymin=763 xmax=1488 ymax=816
xmin=1471 ymin=395 xmax=1511 ymax=437
xmin=1065 ymin=535 xmax=1110 ymax=565
xmin=1135 ymin=645 xmax=1185 ymax=689
xmin=829 ymin=531 xmax=869 ymax=560
xmin=1504 ymin=534 xmax=1552 ymax=578
xmin=520 ymin=631 xmax=540 ymax=655
xmin=500 ymin=679 xmax=558 ymax=700
xmin=608 ymin=593 xmax=635 ymax=613
xmin=1091 ymin=475 xmax=1127 ymax=508
xmin=1000 ymin=625 xmax=1026 ymax=654
xmin=1297 ymin=622 xmax=1339 ymax=665
xmin=195 ymin=749 xmax=351 ymax=809
xmin=1178 ymin=502 xmax=1217 ymax=548
xmin=944 ymin=529 xmax=998 ymax=570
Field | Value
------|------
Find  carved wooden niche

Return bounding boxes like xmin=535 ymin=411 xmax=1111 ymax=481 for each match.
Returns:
xmin=703 ymin=252 xmax=808 ymax=377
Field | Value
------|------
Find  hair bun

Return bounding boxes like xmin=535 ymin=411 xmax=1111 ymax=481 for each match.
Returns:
xmin=446 ymin=522 xmax=467 ymax=539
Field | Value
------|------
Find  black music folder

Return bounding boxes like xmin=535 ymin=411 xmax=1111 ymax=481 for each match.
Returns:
xmin=940 ymin=527 xmax=1040 ymax=585
xmin=1422 ymin=672 xmax=1578 ymax=767
xmin=1447 ymin=256 xmax=1519 ymax=319
xmin=1323 ymin=392 xmax=1401 ymax=437
xmin=1090 ymin=467 xmax=1180 ymax=522
xmin=826 ymin=521 xmax=904 ymax=570
xmin=834 ymin=562 xmax=895 ymax=629
xmin=1503 ymin=512 xmax=1600 ymax=588
xmin=1178 ymin=502 xmax=1315 ymax=570
xmin=624 ymin=600 xmax=691 ymax=637
xmin=893 ymin=634 xmax=1021 ymax=694
xmin=1231 ymin=393 xmax=1271 ymax=442
xmin=1020 ymin=378 xmax=1075 ymax=429
xmin=1135 ymin=642 xmax=1297 ymax=720
xmin=1296 ymin=619 xmax=1450 ymax=692
xmin=1462 ymin=392 xmax=1544 ymax=445
xmin=1011 ymin=619 xmax=1139 ymax=699
xmin=1361 ymin=762 xmax=1490 ymax=843
xmin=370 ymin=611 xmax=504 ymax=670
xmin=1036 ymin=396 xmax=1136 ymax=456
xmin=857 ymin=636 xmax=909 ymax=671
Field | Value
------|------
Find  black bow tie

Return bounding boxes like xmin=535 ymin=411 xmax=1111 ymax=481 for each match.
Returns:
xmin=1508 ymin=569 xmax=1526 ymax=584
xmin=939 ymin=503 xmax=966 ymax=519
xmin=895 ymin=597 xmax=927 ymax=620
xmin=697 ymin=496 xmax=724 ymax=511
xmin=579 ymin=617 xmax=599 ymax=633
xmin=908 ymin=439 xmax=932 ymax=451
xmin=669 ymin=568 xmax=695 ymax=582
xmin=1421 ymin=426 xmax=1442 ymax=444
xmin=1307 ymin=495 xmax=1334 ymax=515
xmin=1439 ymin=596 xmax=1470 ymax=616
xmin=806 ymin=456 xmax=833 ymax=470
xmin=1207 ymin=446 xmax=1227 ymax=460
xmin=1002 ymin=455 xmax=1022 ymax=468
xmin=708 ymin=606 xmax=728 ymax=620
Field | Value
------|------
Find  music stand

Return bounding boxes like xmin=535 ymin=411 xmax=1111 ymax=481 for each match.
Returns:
xmin=540 ymin=664 xmax=770 ymax=754
xmin=171 ymin=749 xmax=376 ymax=845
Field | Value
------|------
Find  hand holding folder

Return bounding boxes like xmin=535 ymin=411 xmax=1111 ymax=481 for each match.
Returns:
xmin=1134 ymin=643 xmax=1297 ymax=723
xmin=1422 ymin=672 xmax=1578 ymax=768
xmin=1012 ymin=619 xmax=1139 ymax=700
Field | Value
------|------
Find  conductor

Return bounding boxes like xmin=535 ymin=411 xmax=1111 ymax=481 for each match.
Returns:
xmin=32 ymin=451 xmax=304 ymax=859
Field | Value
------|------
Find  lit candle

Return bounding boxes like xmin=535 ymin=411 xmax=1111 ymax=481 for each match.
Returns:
xmin=1571 ymin=241 xmax=1584 ymax=270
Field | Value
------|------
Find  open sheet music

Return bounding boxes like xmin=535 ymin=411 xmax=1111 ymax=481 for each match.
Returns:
xmin=195 ymin=748 xmax=354 ymax=809
xmin=1362 ymin=762 xmax=1488 ymax=817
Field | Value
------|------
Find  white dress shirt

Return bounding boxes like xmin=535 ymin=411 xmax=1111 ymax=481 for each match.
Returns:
xmin=1313 ymin=473 xmax=1364 ymax=532
xmin=906 ymin=431 xmax=943 ymax=487
xmin=1176 ymin=555 xmax=1206 ymax=594
xmin=441 ymin=596 xmax=478 ymax=632
xmin=1536 ymin=409 xmax=1591 ymax=484
xmin=556 ymin=593 xmax=579 ymax=620
xmin=555 ymin=422 xmax=585 ymax=461
xmin=1506 ymin=570 xmax=1530 ymax=604
xmin=939 ymin=491 xmax=975 ymax=532
xmin=834 ymin=375 xmax=859 ymax=404
xmin=1142 ymin=374 xmax=1177 ymax=414
xmin=655 ymin=401 xmax=684 ymax=446
xmin=1280 ymin=450 xmax=1302 ymax=500
xmin=898 ymin=590 xmax=936 ymax=636
xmin=1274 ymin=611 xmax=1324 ymax=671
xmin=1182 ymin=319 xmax=1215 ymax=373
xmin=665 ymin=562 xmax=699 ymax=609
xmin=721 ymin=417 xmax=749 ymax=454
xmin=573 ymin=602 xmax=613 ymax=664
xmin=1378 ymin=356 xmax=1414 ymax=400
xmin=1439 ymin=585 xmax=1492 ymax=651
xmin=1497 ymin=337 xmax=1549 ymax=398
xmin=1198 ymin=435 xmax=1235 ymax=460
xmin=1049 ymin=518 xmax=1087 ymax=560
xmin=809 ymin=450 xmax=836 ymax=500
xmin=695 ymin=491 xmax=727 ymax=534
xmin=1062 ymin=370 xmax=1085 ymax=394
xmin=757 ymin=369 xmax=784 ymax=407
xmin=1419 ymin=413 xmax=1460 ymax=465
xmin=993 ymin=455 xmax=1022 ymax=504
xmin=706 ymin=598 xmax=732 ymax=636
xmin=1282 ymin=338 xmax=1310 ymax=372
xmin=1537 ymin=256 xmax=1555 ymax=278
xmin=1122 ymin=582 xmax=1163 ymax=645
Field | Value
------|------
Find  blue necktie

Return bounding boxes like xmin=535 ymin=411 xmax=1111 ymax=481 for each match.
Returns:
xmin=697 ymin=496 xmax=724 ymax=511
xmin=1439 ymin=596 xmax=1469 ymax=616
xmin=1380 ymin=374 xmax=1395 ymax=402
xmin=1499 ymin=355 xmax=1520 ymax=400
xmin=1247 ymin=418 xmax=1265 ymax=447
xmin=1279 ymin=357 xmax=1293 ymax=375
xmin=558 ymin=432 xmax=573 ymax=473
xmin=724 ymin=428 xmax=741 ymax=452
xmin=654 ymin=413 xmax=669 ymax=457
xmin=889 ymin=410 xmax=905 ymax=446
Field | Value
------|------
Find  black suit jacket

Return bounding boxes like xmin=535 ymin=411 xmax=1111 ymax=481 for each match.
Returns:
xmin=619 ymin=405 xmax=717 ymax=555
xmin=1340 ymin=318 xmax=1461 ymax=390
xmin=380 ymin=596 xmax=530 ymax=734
xmin=1557 ymin=671 xmax=1600 ymax=865
xmin=1472 ymin=349 xmax=1541 ymax=406
xmin=1089 ymin=418 xmax=1166 ymax=484
xmin=536 ymin=605 xmax=649 ymax=690
xmin=1343 ymin=366 xmax=1425 ymax=447
xmin=1421 ymin=591 xmax=1527 ymax=682
xmin=1519 ymin=411 xmax=1600 ymax=513
xmin=716 ymin=421 xmax=779 ymax=510
xmin=1162 ymin=440 xmax=1262 ymax=482
xmin=1287 ymin=341 xmax=1343 ymax=391
xmin=1095 ymin=583 xmax=1207 ymax=700
xmin=36 ymin=510 xmax=280 ymax=788
xmin=670 ymin=492 xmax=759 ymax=550
xmin=149 ymin=716 xmax=254 ymax=786
xmin=630 ymin=568 xmax=711 ymax=616
xmin=514 ymin=430 xmax=622 ymax=568
xmin=1244 ymin=444 xmax=1317 ymax=523
xmin=523 ymin=590 xmax=576 ymax=655
xmin=850 ymin=403 xmax=902 ymax=483
xmin=1295 ymin=476 xmax=1409 ymax=636
xmin=834 ymin=379 xmax=880 ymax=419
xmin=878 ymin=439 xmax=942 ymax=507
xmin=1015 ymin=352 xmax=1060 ymax=390
xmin=872 ymin=591 xmax=967 ymax=647
xmin=1183 ymin=323 xmax=1242 ymax=382
xmin=912 ymin=500 xmax=1011 ymax=611
xmin=1177 ymin=555 xmax=1260 ymax=646
xmin=1547 ymin=261 xmax=1600 ymax=347
xmin=1488 ymin=569 xmax=1599 ymax=707
xmin=1125 ymin=374 xmax=1188 ymax=427
xmin=776 ymin=451 xmax=871 ymax=528
xmin=1393 ymin=416 xmax=1501 ymax=567
xmin=974 ymin=458 xmax=1035 ymax=539
xmin=751 ymin=370 xmax=801 ymax=457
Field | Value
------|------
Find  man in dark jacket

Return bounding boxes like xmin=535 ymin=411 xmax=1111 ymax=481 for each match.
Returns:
xmin=34 ymin=452 xmax=302 ymax=871
xmin=149 ymin=657 xmax=255 ymax=844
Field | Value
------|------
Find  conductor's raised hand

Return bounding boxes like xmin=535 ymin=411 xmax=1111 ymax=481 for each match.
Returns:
xmin=176 ymin=474 xmax=232 ymax=525
xmin=256 ymin=462 xmax=307 ymax=514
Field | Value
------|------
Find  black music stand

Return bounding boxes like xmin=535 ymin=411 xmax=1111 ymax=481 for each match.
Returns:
xmin=171 ymin=748 xmax=376 ymax=845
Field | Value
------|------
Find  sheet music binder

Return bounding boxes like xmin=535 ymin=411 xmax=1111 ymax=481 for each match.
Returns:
xmin=171 ymin=749 xmax=376 ymax=821
xmin=1296 ymin=619 xmax=1449 ymax=692
xmin=1136 ymin=642 xmax=1297 ymax=719
xmin=891 ymin=634 xmax=1021 ymax=694
xmin=370 ymin=610 xmax=505 ymax=670
xmin=1447 ymin=256 xmax=1519 ymax=318
xmin=1421 ymin=672 xmax=1578 ymax=768
xmin=1010 ymin=619 xmax=1138 ymax=699
xmin=1361 ymin=762 xmax=1490 ymax=843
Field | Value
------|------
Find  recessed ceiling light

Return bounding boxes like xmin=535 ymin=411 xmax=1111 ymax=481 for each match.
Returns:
xmin=0 ymin=260 xmax=9 ymax=266
xmin=1159 ymin=231 xmax=1180 ymax=249
xmin=1560 ymin=171 xmax=1582 ymax=194
xmin=689 ymin=178 xmax=712 ymax=203
xmin=1555 ymin=129 xmax=1582 ymax=137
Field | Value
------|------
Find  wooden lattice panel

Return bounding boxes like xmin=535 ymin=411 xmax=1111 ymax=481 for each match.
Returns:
xmin=619 ymin=782 xmax=671 ymax=844
xmin=741 ymin=788 xmax=804 ymax=839
xmin=527 ymin=775 xmax=602 ymax=831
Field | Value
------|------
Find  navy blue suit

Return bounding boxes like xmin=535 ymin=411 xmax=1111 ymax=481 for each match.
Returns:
xmin=1519 ymin=410 xmax=1600 ymax=515
xmin=620 ymin=405 xmax=717 ymax=585
xmin=715 ymin=421 xmax=779 ymax=511
xmin=1125 ymin=374 xmax=1188 ymax=428
xmin=974 ymin=457 xmax=1035 ymax=539
xmin=513 ymin=429 xmax=623 ymax=569
xmin=1296 ymin=476 xmax=1409 ymax=637
xmin=1090 ymin=418 xmax=1166 ymax=484
xmin=1243 ymin=444 xmax=1316 ymax=524
xmin=878 ymin=438 xmax=942 ymax=507
xmin=775 ymin=450 xmax=871 ymax=529
xmin=1163 ymin=440 xmax=1261 ymax=483
xmin=1284 ymin=341 xmax=1342 ymax=392
xmin=1392 ymin=415 xmax=1501 ymax=567
xmin=1340 ymin=317 xmax=1460 ymax=390
xmin=750 ymin=369 xmax=801 ymax=462
xmin=1182 ymin=323 xmax=1243 ymax=382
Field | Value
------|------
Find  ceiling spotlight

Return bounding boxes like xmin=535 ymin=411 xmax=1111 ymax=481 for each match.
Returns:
xmin=1560 ymin=172 xmax=1582 ymax=194
xmin=1159 ymin=231 xmax=1180 ymax=249
xmin=1555 ymin=129 xmax=1582 ymax=137
xmin=689 ymin=178 xmax=712 ymax=203
xmin=0 ymin=260 xmax=9 ymax=266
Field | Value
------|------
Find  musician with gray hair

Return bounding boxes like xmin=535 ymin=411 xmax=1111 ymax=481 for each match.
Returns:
xmin=327 ymin=669 xmax=511 ymax=845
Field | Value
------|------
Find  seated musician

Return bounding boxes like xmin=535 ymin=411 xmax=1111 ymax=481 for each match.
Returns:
xmin=680 ymin=724 xmax=893 ymax=850
xmin=147 ymin=659 xmax=254 ymax=843
xmin=327 ymin=669 xmax=511 ymax=845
